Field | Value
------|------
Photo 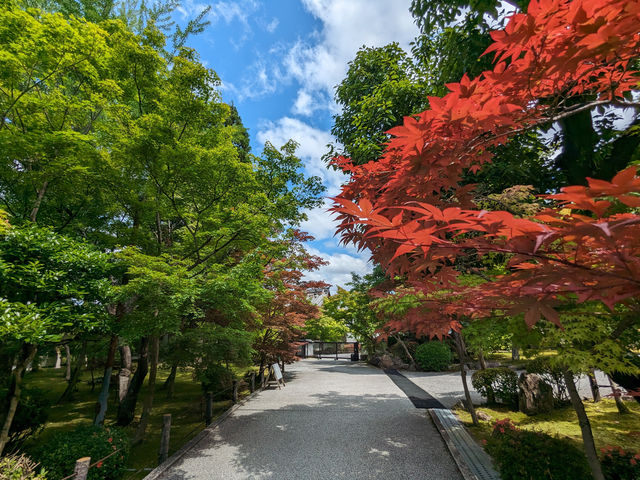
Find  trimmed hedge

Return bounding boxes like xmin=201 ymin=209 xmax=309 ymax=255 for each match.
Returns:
xmin=471 ymin=367 xmax=518 ymax=408
xmin=415 ymin=341 xmax=452 ymax=371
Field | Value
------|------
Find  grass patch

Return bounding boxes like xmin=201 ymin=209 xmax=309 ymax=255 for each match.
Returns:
xmin=20 ymin=365 xmax=256 ymax=480
xmin=456 ymin=399 xmax=640 ymax=452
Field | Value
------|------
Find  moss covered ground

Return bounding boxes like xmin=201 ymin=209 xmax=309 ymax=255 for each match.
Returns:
xmin=456 ymin=399 xmax=640 ymax=452
xmin=20 ymin=366 xmax=254 ymax=479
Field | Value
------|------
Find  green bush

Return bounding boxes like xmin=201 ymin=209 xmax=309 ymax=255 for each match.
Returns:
xmin=526 ymin=357 xmax=574 ymax=405
xmin=601 ymin=446 xmax=640 ymax=480
xmin=0 ymin=454 xmax=47 ymax=480
xmin=389 ymin=340 xmax=417 ymax=364
xmin=198 ymin=364 xmax=235 ymax=400
xmin=415 ymin=342 xmax=452 ymax=371
xmin=486 ymin=419 xmax=591 ymax=480
xmin=471 ymin=367 xmax=518 ymax=408
xmin=33 ymin=426 xmax=129 ymax=480
xmin=0 ymin=387 xmax=49 ymax=449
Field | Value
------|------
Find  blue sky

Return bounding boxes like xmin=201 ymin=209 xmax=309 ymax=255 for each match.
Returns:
xmin=176 ymin=0 xmax=420 ymax=289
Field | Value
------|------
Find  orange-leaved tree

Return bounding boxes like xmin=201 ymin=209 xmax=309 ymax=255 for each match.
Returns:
xmin=254 ymin=232 xmax=328 ymax=377
xmin=332 ymin=1 xmax=640 ymax=478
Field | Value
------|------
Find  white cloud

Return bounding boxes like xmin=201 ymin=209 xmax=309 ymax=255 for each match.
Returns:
xmin=257 ymin=117 xmax=347 ymax=196
xmin=304 ymin=246 xmax=372 ymax=291
xmin=284 ymin=0 xmax=419 ymax=114
xmin=220 ymin=62 xmax=279 ymax=100
xmin=299 ymin=199 xmax=339 ymax=241
xmin=177 ymin=0 xmax=259 ymax=48
xmin=266 ymin=17 xmax=279 ymax=33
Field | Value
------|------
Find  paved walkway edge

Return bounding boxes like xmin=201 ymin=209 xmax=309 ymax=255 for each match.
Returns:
xmin=428 ymin=409 xmax=501 ymax=480
xmin=143 ymin=389 xmax=262 ymax=480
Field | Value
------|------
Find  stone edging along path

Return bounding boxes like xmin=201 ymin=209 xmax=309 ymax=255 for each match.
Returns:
xmin=384 ymin=368 xmax=501 ymax=480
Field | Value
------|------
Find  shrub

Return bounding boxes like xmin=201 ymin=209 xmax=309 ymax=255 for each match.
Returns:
xmin=33 ymin=426 xmax=129 ymax=480
xmin=601 ymin=446 xmax=640 ymax=480
xmin=471 ymin=367 xmax=518 ymax=408
xmin=389 ymin=340 xmax=417 ymax=365
xmin=415 ymin=341 xmax=452 ymax=371
xmin=0 ymin=454 xmax=47 ymax=480
xmin=485 ymin=419 xmax=591 ymax=480
xmin=526 ymin=357 xmax=575 ymax=405
xmin=198 ymin=364 xmax=235 ymax=400
xmin=0 ymin=387 xmax=49 ymax=449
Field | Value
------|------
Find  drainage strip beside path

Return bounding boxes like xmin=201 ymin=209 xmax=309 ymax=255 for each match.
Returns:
xmin=385 ymin=369 xmax=501 ymax=480
xmin=383 ymin=369 xmax=446 ymax=409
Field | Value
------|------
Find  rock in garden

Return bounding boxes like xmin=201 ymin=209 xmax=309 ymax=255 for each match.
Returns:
xmin=518 ymin=373 xmax=554 ymax=415
xmin=477 ymin=411 xmax=492 ymax=422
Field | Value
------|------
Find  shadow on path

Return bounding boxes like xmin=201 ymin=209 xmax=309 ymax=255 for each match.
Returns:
xmin=384 ymin=369 xmax=446 ymax=409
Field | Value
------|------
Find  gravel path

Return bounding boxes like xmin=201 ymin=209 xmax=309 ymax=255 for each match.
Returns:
xmin=154 ymin=359 xmax=463 ymax=480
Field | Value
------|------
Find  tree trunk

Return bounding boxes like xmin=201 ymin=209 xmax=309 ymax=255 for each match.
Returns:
xmin=117 ymin=337 xmax=149 ymax=426
xmin=608 ymin=375 xmax=630 ymax=415
xmin=29 ymin=180 xmax=48 ymax=222
xmin=563 ymin=369 xmax=605 ymax=480
xmin=0 ymin=343 xmax=37 ymax=456
xmin=454 ymin=332 xmax=478 ymax=425
xmin=478 ymin=349 xmax=487 ymax=370
xmin=58 ymin=340 xmax=87 ymax=403
xmin=163 ymin=361 xmax=178 ymax=400
xmin=94 ymin=335 xmax=119 ymax=425
xmin=588 ymin=369 xmax=601 ymax=402
xmin=511 ymin=345 xmax=520 ymax=361
xmin=118 ymin=345 xmax=132 ymax=403
xmin=393 ymin=335 xmax=416 ymax=368
xmin=64 ymin=344 xmax=72 ymax=381
xmin=133 ymin=337 xmax=159 ymax=444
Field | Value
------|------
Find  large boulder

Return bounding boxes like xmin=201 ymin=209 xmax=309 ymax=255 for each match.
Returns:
xmin=518 ymin=373 xmax=554 ymax=415
xmin=380 ymin=354 xmax=394 ymax=369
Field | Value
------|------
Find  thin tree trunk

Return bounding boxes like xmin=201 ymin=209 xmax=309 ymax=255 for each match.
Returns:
xmin=163 ymin=361 xmax=178 ymax=399
xmin=478 ymin=349 xmax=487 ymax=370
xmin=29 ymin=180 xmax=48 ymax=222
xmin=94 ymin=335 xmax=119 ymax=425
xmin=454 ymin=332 xmax=478 ymax=425
xmin=118 ymin=345 xmax=132 ymax=403
xmin=563 ymin=369 xmax=605 ymax=480
xmin=133 ymin=337 xmax=159 ymax=444
xmin=64 ymin=344 xmax=71 ymax=381
xmin=58 ymin=340 xmax=87 ymax=403
xmin=608 ymin=375 xmax=630 ymax=415
xmin=117 ymin=338 xmax=149 ymax=426
xmin=393 ymin=335 xmax=416 ymax=369
xmin=588 ymin=369 xmax=601 ymax=402
xmin=0 ymin=343 xmax=37 ymax=456
xmin=511 ymin=345 xmax=520 ymax=361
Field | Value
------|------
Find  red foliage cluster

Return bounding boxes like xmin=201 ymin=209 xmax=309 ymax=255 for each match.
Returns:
xmin=332 ymin=0 xmax=640 ymax=338
xmin=254 ymin=237 xmax=329 ymax=366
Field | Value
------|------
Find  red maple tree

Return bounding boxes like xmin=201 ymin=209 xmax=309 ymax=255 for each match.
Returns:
xmin=254 ymin=232 xmax=328 ymax=376
xmin=332 ymin=1 xmax=640 ymax=478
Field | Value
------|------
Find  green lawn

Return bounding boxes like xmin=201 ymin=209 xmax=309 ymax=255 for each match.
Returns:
xmin=21 ymin=366 xmax=254 ymax=479
xmin=456 ymin=399 xmax=640 ymax=452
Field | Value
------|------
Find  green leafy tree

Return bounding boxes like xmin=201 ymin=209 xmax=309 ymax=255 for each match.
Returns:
xmin=304 ymin=316 xmax=348 ymax=342
xmin=0 ymin=218 xmax=113 ymax=454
